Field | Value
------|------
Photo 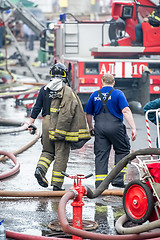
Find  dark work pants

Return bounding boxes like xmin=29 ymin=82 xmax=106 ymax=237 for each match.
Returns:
xmin=94 ymin=111 xmax=130 ymax=188
xmin=29 ymin=34 xmax=35 ymax=50
xmin=135 ymin=23 xmax=143 ymax=43
xmin=0 ymin=27 xmax=4 ymax=48
xmin=37 ymin=115 xmax=70 ymax=188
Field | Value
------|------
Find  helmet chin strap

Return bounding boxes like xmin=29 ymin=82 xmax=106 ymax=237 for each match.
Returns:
xmin=45 ymin=77 xmax=63 ymax=91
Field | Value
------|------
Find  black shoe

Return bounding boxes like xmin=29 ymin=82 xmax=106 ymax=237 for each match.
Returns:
xmin=112 ymin=182 xmax=126 ymax=188
xmin=53 ymin=185 xmax=65 ymax=191
xmin=34 ymin=167 xmax=48 ymax=188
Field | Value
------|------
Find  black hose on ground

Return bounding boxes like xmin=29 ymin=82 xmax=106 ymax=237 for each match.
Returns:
xmin=86 ymin=148 xmax=160 ymax=199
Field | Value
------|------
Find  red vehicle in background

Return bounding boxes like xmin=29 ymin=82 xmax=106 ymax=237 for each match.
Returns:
xmin=54 ymin=0 xmax=160 ymax=108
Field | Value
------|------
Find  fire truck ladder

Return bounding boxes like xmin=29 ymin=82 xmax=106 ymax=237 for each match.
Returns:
xmin=64 ymin=21 xmax=79 ymax=54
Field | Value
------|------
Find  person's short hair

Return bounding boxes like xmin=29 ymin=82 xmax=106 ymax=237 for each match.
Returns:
xmin=102 ymin=73 xmax=114 ymax=84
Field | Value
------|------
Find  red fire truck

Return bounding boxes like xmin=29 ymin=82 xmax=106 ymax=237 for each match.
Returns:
xmin=54 ymin=0 xmax=160 ymax=107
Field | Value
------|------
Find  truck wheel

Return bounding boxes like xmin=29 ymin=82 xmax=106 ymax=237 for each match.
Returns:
xmin=123 ymin=180 xmax=153 ymax=224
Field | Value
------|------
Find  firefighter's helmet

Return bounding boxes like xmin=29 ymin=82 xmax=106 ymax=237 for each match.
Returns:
xmin=50 ymin=63 xmax=68 ymax=79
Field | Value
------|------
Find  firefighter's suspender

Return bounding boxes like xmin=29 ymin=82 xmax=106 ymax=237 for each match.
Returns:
xmin=98 ymin=88 xmax=114 ymax=113
xmin=45 ymin=88 xmax=50 ymax=115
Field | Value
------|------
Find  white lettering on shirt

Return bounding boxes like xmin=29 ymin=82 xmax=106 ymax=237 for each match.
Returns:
xmin=94 ymin=93 xmax=111 ymax=101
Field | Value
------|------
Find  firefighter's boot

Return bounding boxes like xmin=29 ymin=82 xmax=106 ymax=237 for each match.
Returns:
xmin=53 ymin=185 xmax=65 ymax=191
xmin=35 ymin=167 xmax=48 ymax=188
xmin=112 ymin=172 xmax=126 ymax=188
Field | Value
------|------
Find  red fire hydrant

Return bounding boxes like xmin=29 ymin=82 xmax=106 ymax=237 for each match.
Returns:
xmin=71 ymin=175 xmax=87 ymax=240
xmin=61 ymin=172 xmax=93 ymax=240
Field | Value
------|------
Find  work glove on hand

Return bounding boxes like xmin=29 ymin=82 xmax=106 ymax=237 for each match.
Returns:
xmin=28 ymin=124 xmax=37 ymax=135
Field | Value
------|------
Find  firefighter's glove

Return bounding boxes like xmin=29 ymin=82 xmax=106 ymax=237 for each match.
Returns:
xmin=90 ymin=129 xmax=95 ymax=136
xmin=28 ymin=124 xmax=37 ymax=135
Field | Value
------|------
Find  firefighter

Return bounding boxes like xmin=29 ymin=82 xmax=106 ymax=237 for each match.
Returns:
xmin=0 ymin=24 xmax=4 ymax=48
xmin=85 ymin=73 xmax=137 ymax=188
xmin=28 ymin=63 xmax=90 ymax=191
xmin=0 ymin=51 xmax=4 ymax=64
xmin=47 ymin=25 xmax=55 ymax=62
xmin=135 ymin=3 xmax=160 ymax=44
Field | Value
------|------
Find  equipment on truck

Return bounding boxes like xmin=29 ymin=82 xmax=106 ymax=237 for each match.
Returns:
xmin=92 ymin=0 xmax=160 ymax=57
xmin=53 ymin=1 xmax=160 ymax=107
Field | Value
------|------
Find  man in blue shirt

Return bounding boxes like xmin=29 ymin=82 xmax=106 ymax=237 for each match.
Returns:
xmin=85 ymin=73 xmax=137 ymax=188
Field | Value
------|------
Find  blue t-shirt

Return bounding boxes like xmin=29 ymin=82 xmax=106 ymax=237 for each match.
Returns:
xmin=85 ymin=86 xmax=129 ymax=122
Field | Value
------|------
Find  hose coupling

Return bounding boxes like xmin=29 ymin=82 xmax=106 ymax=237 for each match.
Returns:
xmin=69 ymin=189 xmax=78 ymax=199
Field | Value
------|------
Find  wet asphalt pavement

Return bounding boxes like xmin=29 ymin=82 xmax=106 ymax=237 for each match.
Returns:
xmin=0 ymin=41 xmax=159 ymax=239
xmin=0 ymin=96 xmax=158 ymax=239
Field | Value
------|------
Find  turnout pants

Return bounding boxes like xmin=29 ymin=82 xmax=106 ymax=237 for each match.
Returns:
xmin=37 ymin=115 xmax=70 ymax=188
xmin=94 ymin=111 xmax=130 ymax=188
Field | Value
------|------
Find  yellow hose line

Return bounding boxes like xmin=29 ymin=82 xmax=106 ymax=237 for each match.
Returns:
xmin=0 ymin=130 xmax=41 ymax=161
xmin=21 ymin=82 xmax=46 ymax=86
xmin=0 ymin=87 xmax=40 ymax=98
xmin=0 ymin=189 xmax=123 ymax=198
xmin=102 ymin=189 xmax=123 ymax=196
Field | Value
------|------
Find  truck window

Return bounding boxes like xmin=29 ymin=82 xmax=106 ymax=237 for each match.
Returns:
xmin=84 ymin=62 xmax=99 ymax=75
xmin=148 ymin=63 xmax=160 ymax=75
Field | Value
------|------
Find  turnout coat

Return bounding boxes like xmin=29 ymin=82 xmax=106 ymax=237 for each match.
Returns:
xmin=49 ymin=85 xmax=91 ymax=149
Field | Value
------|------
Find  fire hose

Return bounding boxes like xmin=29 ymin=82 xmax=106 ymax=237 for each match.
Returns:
xmin=0 ymin=122 xmax=28 ymax=134
xmin=0 ymin=151 xmax=20 ymax=179
xmin=2 ymin=148 xmax=160 ymax=239
xmin=86 ymin=148 xmax=160 ymax=199
xmin=58 ymin=190 xmax=160 ymax=240
xmin=6 ymin=230 xmax=72 ymax=240
xmin=4 ymin=190 xmax=160 ymax=240
xmin=0 ymin=129 xmax=40 ymax=161
xmin=0 ymin=189 xmax=123 ymax=198
xmin=0 ymin=118 xmax=23 ymax=126
xmin=115 ymin=214 xmax=160 ymax=234
xmin=57 ymin=148 xmax=160 ymax=238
